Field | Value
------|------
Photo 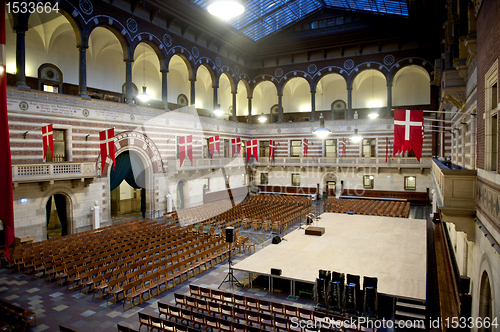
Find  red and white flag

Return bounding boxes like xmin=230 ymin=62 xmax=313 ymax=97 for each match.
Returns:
xmin=393 ymin=110 xmax=424 ymax=161
xmin=0 ymin=2 xmax=15 ymax=260
xmin=179 ymin=135 xmax=193 ymax=166
xmin=246 ymin=139 xmax=258 ymax=163
xmin=209 ymin=135 xmax=220 ymax=159
xmin=269 ymin=140 xmax=276 ymax=162
xmin=42 ymin=124 xmax=54 ymax=160
xmin=231 ymin=138 xmax=241 ymax=157
xmin=342 ymin=138 xmax=347 ymax=157
xmin=99 ymin=128 xmax=115 ymax=174
xmin=303 ymin=138 xmax=309 ymax=157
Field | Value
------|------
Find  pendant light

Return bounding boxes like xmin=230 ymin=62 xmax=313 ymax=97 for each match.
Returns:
xmin=350 ymin=128 xmax=362 ymax=143
xmin=207 ymin=0 xmax=245 ymax=21
xmin=137 ymin=44 xmax=151 ymax=102
xmin=313 ymin=113 xmax=331 ymax=139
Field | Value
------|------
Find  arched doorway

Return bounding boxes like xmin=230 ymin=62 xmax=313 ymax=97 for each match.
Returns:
xmin=479 ymin=271 xmax=493 ymax=332
xmin=110 ymin=151 xmax=147 ymax=218
xmin=177 ymin=180 xmax=186 ymax=210
xmin=45 ymin=194 xmax=69 ymax=239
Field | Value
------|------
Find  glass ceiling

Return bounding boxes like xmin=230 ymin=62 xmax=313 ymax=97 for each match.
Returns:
xmin=193 ymin=0 xmax=409 ymax=41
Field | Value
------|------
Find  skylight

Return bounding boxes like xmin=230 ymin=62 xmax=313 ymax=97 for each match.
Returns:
xmin=193 ymin=0 xmax=409 ymax=41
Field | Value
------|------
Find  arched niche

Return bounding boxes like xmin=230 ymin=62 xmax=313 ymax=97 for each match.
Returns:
xmin=219 ymin=73 xmax=233 ymax=119
xmin=236 ymin=80 xmax=249 ymax=116
xmin=352 ymin=69 xmax=387 ymax=109
xmin=252 ymin=81 xmax=278 ymax=116
xmin=283 ymin=77 xmax=310 ymax=114
xmin=392 ymin=65 xmax=431 ymax=107
xmin=168 ymin=54 xmax=191 ymax=106
xmin=317 ymin=73 xmax=348 ymax=119
xmin=24 ymin=11 xmax=79 ymax=85
xmin=132 ymin=42 xmax=162 ymax=105
xmin=195 ymin=65 xmax=215 ymax=110
xmin=87 ymin=26 xmax=127 ymax=93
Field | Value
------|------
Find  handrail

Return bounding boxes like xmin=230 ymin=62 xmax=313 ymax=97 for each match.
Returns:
xmin=12 ymin=161 xmax=97 ymax=182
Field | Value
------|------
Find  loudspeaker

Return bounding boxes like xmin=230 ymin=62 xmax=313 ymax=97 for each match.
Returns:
xmin=272 ymin=235 xmax=281 ymax=244
xmin=271 ymin=268 xmax=282 ymax=276
xmin=306 ymin=216 xmax=313 ymax=225
xmin=225 ymin=227 xmax=234 ymax=243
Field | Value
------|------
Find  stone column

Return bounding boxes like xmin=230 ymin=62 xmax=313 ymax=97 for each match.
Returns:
xmin=15 ymin=27 xmax=29 ymax=89
xmin=190 ymin=79 xmax=196 ymax=105
xmin=213 ymin=86 xmax=218 ymax=110
xmin=125 ymin=60 xmax=134 ymax=104
xmin=78 ymin=44 xmax=89 ymax=98
xmin=247 ymin=97 xmax=253 ymax=124
xmin=277 ymin=94 xmax=283 ymax=123
xmin=386 ymin=83 xmax=393 ymax=118
xmin=311 ymin=91 xmax=316 ymax=121
xmin=347 ymin=88 xmax=353 ymax=119
xmin=232 ymin=92 xmax=237 ymax=121
xmin=161 ymin=69 xmax=168 ymax=109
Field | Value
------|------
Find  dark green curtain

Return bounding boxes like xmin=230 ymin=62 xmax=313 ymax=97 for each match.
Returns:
xmin=53 ymin=194 xmax=68 ymax=236
xmin=110 ymin=151 xmax=146 ymax=217
xmin=45 ymin=196 xmax=52 ymax=239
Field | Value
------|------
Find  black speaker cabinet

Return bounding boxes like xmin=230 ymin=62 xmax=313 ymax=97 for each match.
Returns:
xmin=271 ymin=268 xmax=282 ymax=276
xmin=272 ymin=235 xmax=281 ymax=244
xmin=460 ymin=275 xmax=470 ymax=294
xmin=225 ymin=227 xmax=234 ymax=243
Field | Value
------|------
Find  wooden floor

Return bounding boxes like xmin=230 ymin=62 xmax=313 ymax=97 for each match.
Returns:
xmin=233 ymin=212 xmax=427 ymax=300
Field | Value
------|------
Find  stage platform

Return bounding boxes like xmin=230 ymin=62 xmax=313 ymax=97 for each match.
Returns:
xmin=233 ymin=213 xmax=427 ymax=300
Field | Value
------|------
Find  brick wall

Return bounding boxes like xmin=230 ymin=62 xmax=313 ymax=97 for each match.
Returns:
xmin=477 ymin=0 xmax=500 ymax=170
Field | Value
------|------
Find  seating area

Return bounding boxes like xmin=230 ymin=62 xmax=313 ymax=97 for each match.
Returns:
xmin=324 ymin=198 xmax=410 ymax=218
xmin=7 ymin=220 xmax=231 ymax=309
xmin=258 ymin=185 xmax=318 ymax=199
xmin=135 ymin=285 xmax=374 ymax=332
xmin=341 ymin=189 xmax=428 ymax=205
xmin=0 ymin=299 xmax=36 ymax=332
xmin=203 ymin=187 xmax=248 ymax=204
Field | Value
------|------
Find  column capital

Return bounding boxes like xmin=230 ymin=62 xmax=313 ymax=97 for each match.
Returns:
xmin=124 ymin=59 xmax=134 ymax=64
xmin=160 ymin=69 xmax=169 ymax=74
xmin=77 ymin=44 xmax=89 ymax=51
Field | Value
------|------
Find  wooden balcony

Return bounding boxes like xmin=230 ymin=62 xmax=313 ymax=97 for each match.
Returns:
xmin=431 ymin=158 xmax=477 ymax=240
xmin=12 ymin=162 xmax=97 ymax=190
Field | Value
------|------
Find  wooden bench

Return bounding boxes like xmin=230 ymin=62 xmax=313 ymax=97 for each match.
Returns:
xmin=0 ymin=299 xmax=37 ymax=332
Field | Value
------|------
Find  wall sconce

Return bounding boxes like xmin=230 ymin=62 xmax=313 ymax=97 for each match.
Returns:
xmin=85 ymin=134 xmax=90 ymax=141
xmin=461 ymin=122 xmax=469 ymax=131
xmin=23 ymin=131 xmax=28 ymax=139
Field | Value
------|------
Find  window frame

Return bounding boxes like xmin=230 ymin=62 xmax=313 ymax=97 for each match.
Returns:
xmin=324 ymin=139 xmax=337 ymax=157
xmin=363 ymin=175 xmax=374 ymax=189
xmin=404 ymin=176 xmax=417 ymax=190
xmin=261 ymin=173 xmax=269 ymax=185
xmin=291 ymin=173 xmax=300 ymax=186
xmin=290 ymin=140 xmax=302 ymax=157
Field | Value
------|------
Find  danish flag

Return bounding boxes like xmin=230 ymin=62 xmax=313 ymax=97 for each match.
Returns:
xmin=179 ymin=135 xmax=193 ymax=167
xmin=99 ymin=128 xmax=115 ymax=174
xmin=209 ymin=135 xmax=220 ymax=159
xmin=231 ymin=137 xmax=241 ymax=157
xmin=393 ymin=110 xmax=424 ymax=161
xmin=269 ymin=140 xmax=276 ymax=162
xmin=42 ymin=124 xmax=54 ymax=160
xmin=246 ymin=139 xmax=258 ymax=163
xmin=303 ymin=138 xmax=309 ymax=157
xmin=342 ymin=137 xmax=347 ymax=157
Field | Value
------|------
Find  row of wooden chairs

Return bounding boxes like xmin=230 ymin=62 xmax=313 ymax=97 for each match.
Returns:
xmin=324 ymin=198 xmax=410 ymax=218
xmin=0 ymin=299 xmax=36 ymax=332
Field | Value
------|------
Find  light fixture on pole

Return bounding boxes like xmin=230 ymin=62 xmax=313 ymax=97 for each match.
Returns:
xmin=214 ymin=105 xmax=224 ymax=117
xmin=350 ymin=128 xmax=362 ymax=143
xmin=258 ymin=113 xmax=267 ymax=123
xmin=207 ymin=0 xmax=245 ymax=21
xmin=137 ymin=44 xmax=152 ymax=102
xmin=312 ymin=113 xmax=331 ymax=139
xmin=368 ymin=112 xmax=379 ymax=119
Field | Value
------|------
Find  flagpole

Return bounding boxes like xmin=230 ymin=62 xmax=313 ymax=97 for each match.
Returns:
xmin=0 ymin=0 xmax=15 ymax=260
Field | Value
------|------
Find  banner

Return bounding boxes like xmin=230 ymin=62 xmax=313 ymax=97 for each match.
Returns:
xmin=179 ymin=135 xmax=193 ymax=166
xmin=269 ymin=140 xmax=276 ymax=162
xmin=99 ymin=128 xmax=115 ymax=174
xmin=393 ymin=110 xmax=424 ymax=161
xmin=42 ymin=124 xmax=54 ymax=160
xmin=209 ymin=135 xmax=220 ymax=159
xmin=231 ymin=137 xmax=241 ymax=157
xmin=246 ymin=139 xmax=258 ymax=163
xmin=303 ymin=138 xmax=308 ymax=157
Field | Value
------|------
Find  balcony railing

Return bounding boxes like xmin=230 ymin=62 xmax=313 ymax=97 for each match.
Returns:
xmin=168 ymin=156 xmax=431 ymax=171
xmin=12 ymin=162 xmax=97 ymax=183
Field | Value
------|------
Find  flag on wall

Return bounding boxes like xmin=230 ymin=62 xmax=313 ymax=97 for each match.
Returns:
xmin=179 ymin=135 xmax=193 ymax=167
xmin=0 ymin=2 xmax=15 ymax=260
xmin=303 ymin=138 xmax=309 ymax=157
xmin=246 ymin=139 xmax=258 ymax=163
xmin=269 ymin=140 xmax=276 ymax=162
xmin=393 ymin=109 xmax=424 ymax=161
xmin=99 ymin=128 xmax=115 ymax=174
xmin=42 ymin=124 xmax=54 ymax=160
xmin=209 ymin=135 xmax=220 ymax=159
xmin=231 ymin=138 xmax=241 ymax=157
xmin=342 ymin=137 xmax=347 ymax=157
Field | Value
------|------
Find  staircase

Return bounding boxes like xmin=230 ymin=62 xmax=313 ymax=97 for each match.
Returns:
xmin=395 ymin=298 xmax=427 ymax=331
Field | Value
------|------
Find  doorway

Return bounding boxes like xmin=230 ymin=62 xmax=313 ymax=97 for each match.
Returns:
xmin=327 ymin=181 xmax=336 ymax=198
xmin=177 ymin=180 xmax=186 ymax=209
xmin=110 ymin=151 xmax=147 ymax=218
xmin=479 ymin=271 xmax=492 ymax=332
xmin=45 ymin=194 xmax=69 ymax=239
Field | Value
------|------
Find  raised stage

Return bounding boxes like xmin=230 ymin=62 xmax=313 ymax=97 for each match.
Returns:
xmin=232 ymin=213 xmax=427 ymax=300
